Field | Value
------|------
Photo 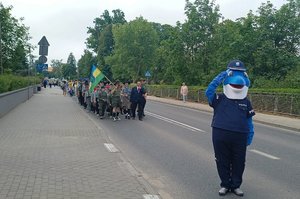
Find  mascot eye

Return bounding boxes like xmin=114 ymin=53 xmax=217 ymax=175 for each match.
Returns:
xmin=244 ymin=72 xmax=248 ymax=78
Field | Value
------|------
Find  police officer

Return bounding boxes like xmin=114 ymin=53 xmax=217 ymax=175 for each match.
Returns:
xmin=205 ymin=60 xmax=255 ymax=197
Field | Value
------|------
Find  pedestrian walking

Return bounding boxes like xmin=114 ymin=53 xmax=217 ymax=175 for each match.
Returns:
xmin=111 ymin=81 xmax=122 ymax=121
xmin=98 ymin=86 xmax=108 ymax=119
xmin=180 ymin=82 xmax=188 ymax=102
xmin=84 ymin=82 xmax=91 ymax=111
xmin=130 ymin=81 xmax=146 ymax=121
xmin=62 ymin=80 xmax=67 ymax=96
xmin=140 ymin=79 xmax=147 ymax=117
xmin=121 ymin=81 xmax=132 ymax=119
xmin=205 ymin=60 xmax=255 ymax=197
xmin=43 ymin=78 xmax=47 ymax=88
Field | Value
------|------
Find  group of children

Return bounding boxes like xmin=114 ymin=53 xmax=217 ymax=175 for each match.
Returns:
xmin=74 ymin=79 xmax=147 ymax=121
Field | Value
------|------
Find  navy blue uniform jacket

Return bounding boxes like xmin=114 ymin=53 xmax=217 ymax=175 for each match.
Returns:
xmin=130 ymin=87 xmax=145 ymax=103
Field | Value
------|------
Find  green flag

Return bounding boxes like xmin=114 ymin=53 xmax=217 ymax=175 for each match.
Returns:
xmin=89 ymin=65 xmax=105 ymax=92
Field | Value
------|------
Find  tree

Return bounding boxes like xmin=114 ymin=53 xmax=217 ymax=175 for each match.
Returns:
xmin=107 ymin=17 xmax=159 ymax=80
xmin=77 ymin=50 xmax=97 ymax=78
xmin=152 ymin=23 xmax=186 ymax=84
xmin=251 ymin=1 xmax=299 ymax=80
xmin=0 ymin=3 xmax=31 ymax=74
xmin=50 ymin=59 xmax=64 ymax=78
xmin=182 ymin=0 xmax=221 ymax=84
xmin=62 ymin=53 xmax=77 ymax=79
xmin=86 ymin=9 xmax=126 ymax=54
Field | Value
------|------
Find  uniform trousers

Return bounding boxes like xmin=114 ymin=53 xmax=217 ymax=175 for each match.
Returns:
xmin=212 ymin=127 xmax=248 ymax=189
xmin=131 ymin=101 xmax=143 ymax=119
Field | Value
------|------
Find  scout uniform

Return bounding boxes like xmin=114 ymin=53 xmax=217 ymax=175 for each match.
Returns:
xmin=111 ymin=82 xmax=122 ymax=121
xmin=121 ymin=82 xmax=132 ymax=119
xmin=98 ymin=87 xmax=108 ymax=119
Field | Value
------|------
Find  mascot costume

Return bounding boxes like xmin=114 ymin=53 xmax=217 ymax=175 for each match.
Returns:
xmin=206 ymin=60 xmax=255 ymax=197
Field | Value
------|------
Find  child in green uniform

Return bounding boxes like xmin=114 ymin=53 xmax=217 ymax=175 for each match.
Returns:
xmin=111 ymin=81 xmax=122 ymax=121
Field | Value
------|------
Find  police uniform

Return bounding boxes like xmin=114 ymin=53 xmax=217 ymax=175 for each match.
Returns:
xmin=210 ymin=93 xmax=255 ymax=190
xmin=206 ymin=60 xmax=255 ymax=196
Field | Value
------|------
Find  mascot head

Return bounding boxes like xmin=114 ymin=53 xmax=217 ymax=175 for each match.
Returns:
xmin=223 ymin=60 xmax=250 ymax=99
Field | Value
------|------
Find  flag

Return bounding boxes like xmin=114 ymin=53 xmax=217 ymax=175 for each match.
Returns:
xmin=89 ymin=65 xmax=105 ymax=92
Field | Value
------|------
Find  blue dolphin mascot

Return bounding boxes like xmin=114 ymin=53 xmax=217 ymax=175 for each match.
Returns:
xmin=206 ymin=60 xmax=255 ymax=197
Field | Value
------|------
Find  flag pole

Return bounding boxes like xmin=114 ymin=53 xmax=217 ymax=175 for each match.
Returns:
xmin=104 ymin=75 xmax=114 ymax=85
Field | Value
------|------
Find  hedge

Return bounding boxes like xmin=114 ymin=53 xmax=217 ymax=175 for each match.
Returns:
xmin=0 ymin=75 xmax=41 ymax=94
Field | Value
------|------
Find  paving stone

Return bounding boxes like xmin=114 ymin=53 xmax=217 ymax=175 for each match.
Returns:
xmin=0 ymin=87 xmax=152 ymax=199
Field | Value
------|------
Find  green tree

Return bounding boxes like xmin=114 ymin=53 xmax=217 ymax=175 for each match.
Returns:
xmin=152 ymin=23 xmax=186 ymax=84
xmin=0 ymin=3 xmax=31 ymax=74
xmin=62 ymin=53 xmax=77 ymax=79
xmin=50 ymin=59 xmax=64 ymax=78
xmin=86 ymin=9 xmax=127 ymax=72
xmin=77 ymin=50 xmax=96 ymax=78
xmin=107 ymin=17 xmax=159 ymax=80
xmin=182 ymin=0 xmax=221 ymax=84
xmin=252 ymin=1 xmax=299 ymax=80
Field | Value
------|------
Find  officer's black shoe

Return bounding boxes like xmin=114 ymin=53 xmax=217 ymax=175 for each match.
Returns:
xmin=139 ymin=117 xmax=143 ymax=121
xmin=232 ymin=188 xmax=244 ymax=197
xmin=218 ymin=187 xmax=229 ymax=196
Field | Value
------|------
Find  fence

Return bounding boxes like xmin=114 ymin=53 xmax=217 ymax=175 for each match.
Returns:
xmin=147 ymin=86 xmax=300 ymax=117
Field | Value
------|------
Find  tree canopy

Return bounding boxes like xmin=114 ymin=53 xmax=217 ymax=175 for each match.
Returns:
xmin=0 ymin=3 xmax=32 ymax=75
xmin=79 ymin=0 xmax=299 ymax=88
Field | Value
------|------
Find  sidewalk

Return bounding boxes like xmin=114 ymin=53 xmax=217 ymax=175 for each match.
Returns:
xmin=0 ymin=87 xmax=158 ymax=199
xmin=147 ymin=96 xmax=300 ymax=132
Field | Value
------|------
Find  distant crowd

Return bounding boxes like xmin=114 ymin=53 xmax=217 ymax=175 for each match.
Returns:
xmin=57 ymin=79 xmax=148 ymax=121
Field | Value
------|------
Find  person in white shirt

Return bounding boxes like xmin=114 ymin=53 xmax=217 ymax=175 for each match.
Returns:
xmin=180 ymin=82 xmax=188 ymax=102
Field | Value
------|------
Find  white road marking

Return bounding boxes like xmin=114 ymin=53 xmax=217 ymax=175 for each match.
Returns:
xmin=104 ymin=143 xmax=119 ymax=153
xmin=146 ymin=111 xmax=206 ymax=133
xmin=143 ymin=194 xmax=160 ymax=199
xmin=249 ymin=149 xmax=280 ymax=160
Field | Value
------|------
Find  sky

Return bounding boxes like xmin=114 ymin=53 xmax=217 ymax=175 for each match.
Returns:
xmin=1 ymin=0 xmax=287 ymax=65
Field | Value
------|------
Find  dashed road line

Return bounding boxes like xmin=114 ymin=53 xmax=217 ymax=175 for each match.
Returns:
xmin=104 ymin=143 xmax=119 ymax=153
xmin=143 ymin=194 xmax=160 ymax=199
xmin=146 ymin=111 xmax=206 ymax=133
xmin=249 ymin=149 xmax=280 ymax=160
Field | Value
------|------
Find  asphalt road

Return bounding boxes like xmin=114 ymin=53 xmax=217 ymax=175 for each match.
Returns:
xmin=89 ymin=100 xmax=300 ymax=199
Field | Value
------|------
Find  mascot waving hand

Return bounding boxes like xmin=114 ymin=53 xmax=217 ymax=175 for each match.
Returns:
xmin=206 ymin=60 xmax=255 ymax=197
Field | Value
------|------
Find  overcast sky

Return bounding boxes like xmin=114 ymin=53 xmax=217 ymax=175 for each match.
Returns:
xmin=1 ymin=0 xmax=287 ymax=64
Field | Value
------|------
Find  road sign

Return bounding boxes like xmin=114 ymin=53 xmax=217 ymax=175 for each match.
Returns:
xmin=38 ymin=55 xmax=47 ymax=64
xmin=145 ymin=71 xmax=151 ymax=77
xmin=38 ymin=36 xmax=50 ymax=55
xmin=36 ymin=64 xmax=48 ymax=73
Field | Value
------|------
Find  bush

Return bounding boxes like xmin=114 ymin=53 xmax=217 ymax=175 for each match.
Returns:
xmin=0 ymin=75 xmax=41 ymax=94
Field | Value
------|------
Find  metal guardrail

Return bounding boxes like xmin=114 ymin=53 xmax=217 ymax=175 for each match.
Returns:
xmin=148 ymin=87 xmax=300 ymax=117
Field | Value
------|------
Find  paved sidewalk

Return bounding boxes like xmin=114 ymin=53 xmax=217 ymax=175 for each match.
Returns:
xmin=0 ymin=87 xmax=157 ymax=199
xmin=147 ymin=96 xmax=300 ymax=132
